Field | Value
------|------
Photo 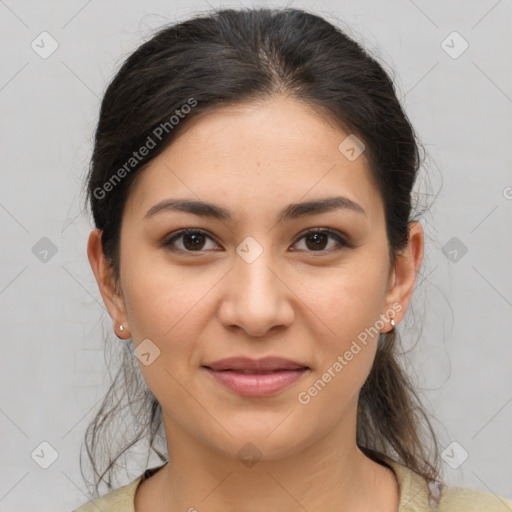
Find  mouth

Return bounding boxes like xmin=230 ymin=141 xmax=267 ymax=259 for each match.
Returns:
xmin=201 ymin=357 xmax=310 ymax=396
xmin=202 ymin=356 xmax=310 ymax=372
xmin=205 ymin=368 xmax=305 ymax=374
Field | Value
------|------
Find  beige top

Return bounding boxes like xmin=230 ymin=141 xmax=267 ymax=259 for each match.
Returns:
xmin=73 ymin=455 xmax=512 ymax=511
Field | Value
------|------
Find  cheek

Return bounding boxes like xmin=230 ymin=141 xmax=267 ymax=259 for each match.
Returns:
xmin=293 ymin=258 xmax=388 ymax=402
xmin=119 ymin=233 xmax=213 ymax=337
xmin=298 ymin=257 xmax=389 ymax=342
xmin=294 ymin=276 xmax=381 ymax=424
xmin=120 ymin=264 xmax=216 ymax=410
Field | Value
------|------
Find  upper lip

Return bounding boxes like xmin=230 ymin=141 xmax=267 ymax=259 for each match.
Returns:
xmin=203 ymin=357 xmax=309 ymax=372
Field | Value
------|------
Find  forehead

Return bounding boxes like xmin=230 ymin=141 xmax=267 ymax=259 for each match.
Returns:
xmin=124 ymin=95 xmax=383 ymax=224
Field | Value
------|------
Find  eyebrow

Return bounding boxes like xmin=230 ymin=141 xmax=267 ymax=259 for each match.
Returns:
xmin=144 ymin=196 xmax=366 ymax=222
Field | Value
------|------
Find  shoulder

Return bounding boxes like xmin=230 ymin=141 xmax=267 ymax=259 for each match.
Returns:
xmin=377 ymin=454 xmax=512 ymax=512
xmin=71 ymin=477 xmax=142 ymax=512
xmin=71 ymin=463 xmax=167 ymax=512
xmin=439 ymin=485 xmax=512 ymax=511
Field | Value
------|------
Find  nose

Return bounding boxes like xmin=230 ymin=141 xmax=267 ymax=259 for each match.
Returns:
xmin=217 ymin=244 xmax=295 ymax=337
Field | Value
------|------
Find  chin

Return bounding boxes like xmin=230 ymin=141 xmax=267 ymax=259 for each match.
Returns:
xmin=202 ymin=424 xmax=315 ymax=464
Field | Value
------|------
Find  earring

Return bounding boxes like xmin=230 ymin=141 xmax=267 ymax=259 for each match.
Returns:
xmin=390 ymin=319 xmax=395 ymax=327
xmin=115 ymin=323 xmax=128 ymax=340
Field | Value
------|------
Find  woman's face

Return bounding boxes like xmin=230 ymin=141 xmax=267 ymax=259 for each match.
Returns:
xmin=90 ymin=95 xmax=421 ymax=462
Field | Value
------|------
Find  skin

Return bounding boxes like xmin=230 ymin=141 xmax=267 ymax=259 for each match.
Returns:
xmin=88 ymin=95 xmax=423 ymax=512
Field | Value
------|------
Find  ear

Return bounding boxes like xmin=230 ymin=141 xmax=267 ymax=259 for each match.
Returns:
xmin=383 ymin=221 xmax=424 ymax=328
xmin=87 ymin=228 xmax=129 ymax=337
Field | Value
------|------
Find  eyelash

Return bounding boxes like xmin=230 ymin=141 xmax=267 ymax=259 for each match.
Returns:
xmin=162 ymin=227 xmax=352 ymax=255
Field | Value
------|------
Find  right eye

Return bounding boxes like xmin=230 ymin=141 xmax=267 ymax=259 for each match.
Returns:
xmin=162 ymin=228 xmax=221 ymax=253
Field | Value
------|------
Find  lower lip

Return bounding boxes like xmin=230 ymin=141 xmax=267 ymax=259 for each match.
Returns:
xmin=203 ymin=367 xmax=308 ymax=396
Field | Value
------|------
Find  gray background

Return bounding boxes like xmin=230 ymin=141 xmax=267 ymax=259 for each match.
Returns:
xmin=1 ymin=0 xmax=511 ymax=510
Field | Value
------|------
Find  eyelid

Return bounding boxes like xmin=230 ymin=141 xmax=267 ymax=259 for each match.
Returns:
xmin=162 ymin=227 xmax=353 ymax=253
xmin=293 ymin=227 xmax=353 ymax=250
xmin=163 ymin=228 xmax=220 ymax=252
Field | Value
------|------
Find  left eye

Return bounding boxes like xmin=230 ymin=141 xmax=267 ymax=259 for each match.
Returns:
xmin=293 ymin=229 xmax=348 ymax=252
xmin=163 ymin=228 xmax=348 ymax=253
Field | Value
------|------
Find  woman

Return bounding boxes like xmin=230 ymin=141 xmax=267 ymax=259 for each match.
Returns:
xmin=74 ymin=7 xmax=512 ymax=512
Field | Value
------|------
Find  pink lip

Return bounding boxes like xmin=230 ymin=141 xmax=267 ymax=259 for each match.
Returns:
xmin=202 ymin=356 xmax=310 ymax=396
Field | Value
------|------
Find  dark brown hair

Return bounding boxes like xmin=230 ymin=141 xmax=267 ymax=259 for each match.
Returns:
xmin=81 ymin=6 xmax=441 ymax=496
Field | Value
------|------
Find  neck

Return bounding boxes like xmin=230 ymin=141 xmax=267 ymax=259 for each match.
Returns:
xmin=135 ymin=404 xmax=400 ymax=512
